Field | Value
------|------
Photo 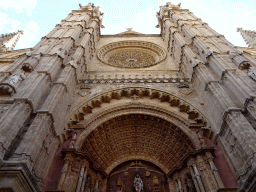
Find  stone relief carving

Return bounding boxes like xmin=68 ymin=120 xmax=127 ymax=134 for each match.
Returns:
xmin=134 ymin=174 xmax=143 ymax=192
xmin=97 ymin=40 xmax=166 ymax=68
xmin=107 ymin=51 xmax=156 ymax=68
xmin=78 ymin=89 xmax=91 ymax=97
xmin=81 ymin=77 xmax=189 ymax=84
xmin=177 ymin=179 xmax=183 ymax=192
xmin=0 ymin=71 xmax=26 ymax=95
xmin=9 ymin=72 xmax=26 ymax=87
xmin=69 ymin=133 xmax=77 ymax=148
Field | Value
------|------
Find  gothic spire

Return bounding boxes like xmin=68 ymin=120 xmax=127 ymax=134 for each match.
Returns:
xmin=0 ymin=30 xmax=24 ymax=52
xmin=237 ymin=28 xmax=256 ymax=48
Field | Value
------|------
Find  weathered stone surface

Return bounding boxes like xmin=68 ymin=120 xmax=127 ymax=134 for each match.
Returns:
xmin=0 ymin=2 xmax=255 ymax=192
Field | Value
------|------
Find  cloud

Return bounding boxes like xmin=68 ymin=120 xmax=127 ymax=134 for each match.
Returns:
xmin=162 ymin=0 xmax=256 ymax=47
xmin=0 ymin=12 xmax=40 ymax=49
xmin=10 ymin=20 xmax=22 ymax=31
xmin=26 ymin=20 xmax=40 ymax=32
xmin=0 ymin=0 xmax=38 ymax=15
xmin=16 ymin=29 xmax=39 ymax=49
xmin=0 ymin=13 xmax=9 ymax=32
xmin=15 ymin=20 xmax=40 ymax=49
xmin=101 ymin=8 xmax=160 ymax=35
xmin=132 ymin=8 xmax=160 ymax=34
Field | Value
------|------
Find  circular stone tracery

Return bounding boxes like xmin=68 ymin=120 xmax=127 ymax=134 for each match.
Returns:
xmin=97 ymin=41 xmax=166 ymax=68
xmin=81 ymin=114 xmax=195 ymax=174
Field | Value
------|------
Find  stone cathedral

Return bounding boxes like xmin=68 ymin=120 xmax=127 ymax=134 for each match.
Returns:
xmin=1 ymin=2 xmax=256 ymax=192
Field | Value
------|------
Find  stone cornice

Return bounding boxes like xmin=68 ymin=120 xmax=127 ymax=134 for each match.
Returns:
xmin=80 ymin=77 xmax=189 ymax=84
xmin=100 ymin=34 xmax=161 ymax=38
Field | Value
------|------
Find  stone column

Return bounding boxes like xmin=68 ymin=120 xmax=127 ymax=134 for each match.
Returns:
xmin=188 ymin=166 xmax=201 ymax=192
xmin=94 ymin=179 xmax=99 ymax=192
xmin=168 ymin=178 xmax=176 ymax=192
xmin=76 ymin=162 xmax=88 ymax=192
xmin=57 ymin=154 xmax=73 ymax=190
xmin=193 ymin=165 xmax=206 ymax=192
xmin=196 ymin=155 xmax=219 ymax=192
xmin=177 ymin=178 xmax=183 ymax=192
xmin=80 ymin=169 xmax=88 ymax=192
xmin=205 ymin=152 xmax=225 ymax=189
xmin=187 ymin=158 xmax=201 ymax=192
xmin=100 ymin=178 xmax=107 ymax=192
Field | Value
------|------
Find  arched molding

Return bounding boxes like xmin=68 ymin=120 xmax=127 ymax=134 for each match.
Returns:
xmin=68 ymin=87 xmax=210 ymax=128
xmin=75 ymin=103 xmax=201 ymax=150
xmin=71 ymin=103 xmax=204 ymax=175
xmin=65 ymin=87 xmax=212 ymax=175
xmin=105 ymin=155 xmax=168 ymax=175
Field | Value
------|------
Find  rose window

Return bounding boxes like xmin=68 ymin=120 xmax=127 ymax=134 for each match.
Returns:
xmin=97 ymin=41 xmax=166 ymax=68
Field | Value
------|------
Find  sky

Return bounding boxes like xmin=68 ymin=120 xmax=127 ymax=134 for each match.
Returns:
xmin=0 ymin=0 xmax=255 ymax=50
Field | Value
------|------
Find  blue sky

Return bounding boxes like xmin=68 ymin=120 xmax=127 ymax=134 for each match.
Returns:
xmin=0 ymin=0 xmax=255 ymax=50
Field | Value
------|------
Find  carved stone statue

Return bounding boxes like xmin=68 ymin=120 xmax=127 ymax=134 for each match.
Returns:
xmin=9 ymin=72 xmax=26 ymax=87
xmin=156 ymin=13 xmax=162 ymax=28
xmin=126 ymin=27 xmax=133 ymax=32
xmin=79 ymin=3 xmax=93 ymax=11
xmin=166 ymin=2 xmax=181 ymax=9
xmin=177 ymin=180 xmax=183 ymax=192
xmin=69 ymin=133 xmax=77 ymax=148
xmin=134 ymin=174 xmax=143 ymax=192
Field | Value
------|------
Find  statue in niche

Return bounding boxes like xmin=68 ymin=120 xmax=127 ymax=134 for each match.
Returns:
xmin=68 ymin=133 xmax=77 ymax=148
xmin=156 ymin=12 xmax=161 ymax=28
xmin=134 ymin=174 xmax=143 ymax=192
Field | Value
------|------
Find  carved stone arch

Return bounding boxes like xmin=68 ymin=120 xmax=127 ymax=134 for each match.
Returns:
xmin=67 ymin=87 xmax=210 ymax=129
xmin=71 ymin=102 xmax=205 ymax=175
xmin=75 ymin=103 xmax=201 ymax=148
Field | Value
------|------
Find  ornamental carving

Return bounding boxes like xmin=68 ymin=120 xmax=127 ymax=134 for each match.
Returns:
xmin=81 ymin=114 xmax=195 ymax=174
xmin=97 ymin=41 xmax=166 ymax=68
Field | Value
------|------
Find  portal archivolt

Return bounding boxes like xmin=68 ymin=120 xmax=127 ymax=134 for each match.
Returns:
xmin=66 ymin=87 xmax=211 ymax=175
xmin=79 ymin=114 xmax=196 ymax=175
xmin=68 ymin=87 xmax=209 ymax=127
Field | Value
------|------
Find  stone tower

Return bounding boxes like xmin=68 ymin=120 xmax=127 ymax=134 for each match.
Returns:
xmin=0 ymin=30 xmax=24 ymax=52
xmin=0 ymin=3 xmax=256 ymax=192
xmin=237 ymin=28 xmax=256 ymax=49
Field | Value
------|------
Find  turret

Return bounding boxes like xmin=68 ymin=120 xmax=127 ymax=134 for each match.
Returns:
xmin=237 ymin=27 xmax=256 ymax=48
xmin=0 ymin=30 xmax=23 ymax=52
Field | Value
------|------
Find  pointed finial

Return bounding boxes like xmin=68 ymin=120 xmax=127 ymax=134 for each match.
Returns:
xmin=0 ymin=30 xmax=24 ymax=52
xmin=126 ymin=27 xmax=133 ymax=32
xmin=237 ymin=27 xmax=256 ymax=48
xmin=237 ymin=27 xmax=242 ymax=32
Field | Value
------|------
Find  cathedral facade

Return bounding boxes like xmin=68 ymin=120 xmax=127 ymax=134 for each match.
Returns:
xmin=0 ymin=3 xmax=256 ymax=192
